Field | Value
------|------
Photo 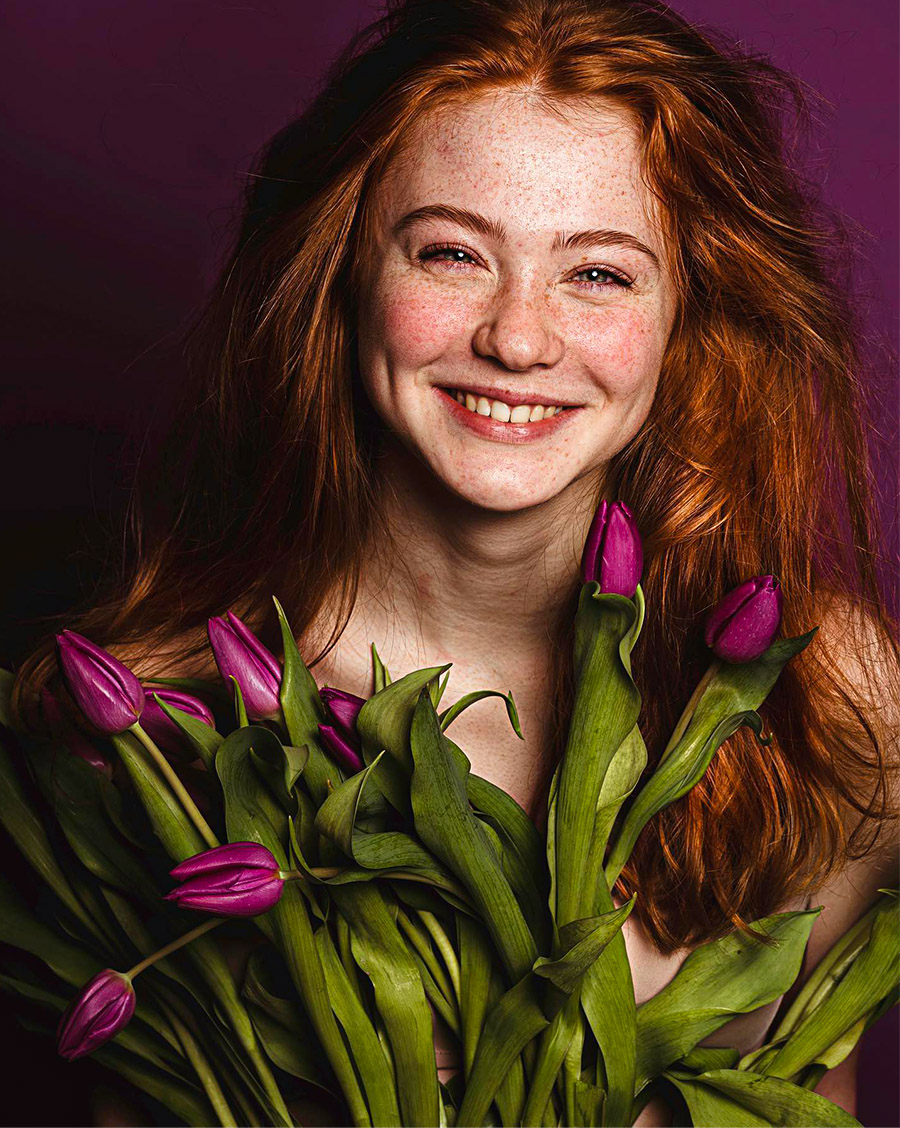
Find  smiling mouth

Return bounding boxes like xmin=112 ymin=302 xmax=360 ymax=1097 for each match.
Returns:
xmin=440 ymin=386 xmax=573 ymax=424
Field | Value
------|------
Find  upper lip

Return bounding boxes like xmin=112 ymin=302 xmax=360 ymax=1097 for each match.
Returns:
xmin=438 ymin=383 xmax=583 ymax=408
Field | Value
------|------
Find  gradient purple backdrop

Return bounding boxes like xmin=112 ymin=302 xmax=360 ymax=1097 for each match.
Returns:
xmin=1 ymin=1 xmax=897 ymax=1125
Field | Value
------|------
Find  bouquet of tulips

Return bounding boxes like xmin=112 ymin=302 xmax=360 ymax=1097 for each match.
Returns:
xmin=0 ymin=502 xmax=896 ymax=1128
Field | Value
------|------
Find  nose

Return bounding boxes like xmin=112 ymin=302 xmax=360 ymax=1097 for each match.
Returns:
xmin=471 ymin=279 xmax=565 ymax=371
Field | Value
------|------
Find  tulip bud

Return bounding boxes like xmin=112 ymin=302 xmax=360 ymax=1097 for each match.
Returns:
xmin=318 ymin=722 xmax=364 ymax=773
xmin=317 ymin=686 xmax=366 ymax=773
xmin=57 ymin=969 xmax=135 ymax=1060
xmin=165 ymin=842 xmax=286 ymax=916
xmin=140 ymin=686 xmax=215 ymax=760
xmin=580 ymin=501 xmax=643 ymax=597
xmin=207 ymin=612 xmax=282 ymax=721
xmin=55 ymin=632 xmax=145 ymax=735
xmin=704 ymin=575 xmax=783 ymax=662
xmin=40 ymin=689 xmax=113 ymax=775
xmin=320 ymin=686 xmax=366 ymax=738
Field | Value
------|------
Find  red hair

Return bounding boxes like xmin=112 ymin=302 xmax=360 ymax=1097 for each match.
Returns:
xmin=12 ymin=0 xmax=898 ymax=952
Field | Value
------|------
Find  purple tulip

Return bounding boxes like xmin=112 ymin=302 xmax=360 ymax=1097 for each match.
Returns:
xmin=320 ymin=687 xmax=366 ymax=737
xmin=165 ymin=842 xmax=285 ymax=916
xmin=318 ymin=722 xmax=364 ymax=773
xmin=140 ymin=686 xmax=215 ymax=760
xmin=207 ymin=612 xmax=282 ymax=721
xmin=40 ymin=689 xmax=113 ymax=775
xmin=704 ymin=575 xmax=784 ymax=662
xmin=57 ymin=969 xmax=135 ymax=1060
xmin=55 ymin=631 xmax=145 ymax=735
xmin=580 ymin=501 xmax=643 ymax=597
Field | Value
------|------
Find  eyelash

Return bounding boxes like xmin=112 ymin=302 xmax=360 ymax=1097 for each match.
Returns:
xmin=417 ymin=241 xmax=634 ymax=290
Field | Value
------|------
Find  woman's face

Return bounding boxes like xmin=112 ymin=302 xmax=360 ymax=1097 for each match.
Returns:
xmin=356 ymin=89 xmax=676 ymax=512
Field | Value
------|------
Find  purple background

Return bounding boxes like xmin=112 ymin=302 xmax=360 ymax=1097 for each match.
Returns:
xmin=1 ymin=1 xmax=897 ymax=1124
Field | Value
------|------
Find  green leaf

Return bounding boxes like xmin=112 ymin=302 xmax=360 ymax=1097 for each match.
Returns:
xmin=455 ymin=973 xmax=550 ymax=1128
xmin=532 ymin=897 xmax=635 ymax=995
xmin=439 ymin=689 xmax=524 ymax=740
xmin=635 ymin=908 xmax=820 ymax=1090
xmin=0 ymin=874 xmax=99 ymax=985
xmin=241 ymin=951 xmax=336 ymax=1094
xmin=606 ymin=630 xmax=818 ymax=887
xmin=521 ymin=990 xmax=581 ymax=1126
xmin=554 ymin=586 xmax=641 ymax=927
xmin=28 ymin=742 xmax=157 ymax=901
xmin=315 ymin=924 xmax=402 ymax=1125
xmin=466 ymin=769 xmax=552 ymax=952
xmin=371 ymin=643 xmax=392 ymax=692
xmin=666 ymin=1071 xmax=773 ymax=1126
xmin=761 ymin=895 xmax=899 ymax=1081
xmin=672 ymin=1068 xmax=859 ymax=1126
xmin=151 ymin=693 xmax=223 ymax=771
xmin=110 ymin=730 xmax=207 ymax=863
xmin=230 ymin=675 xmax=250 ymax=728
xmin=331 ymin=883 xmax=441 ymax=1127
xmin=409 ymin=689 xmax=538 ymax=982
xmin=678 ymin=1046 xmax=741 ymax=1073
xmin=268 ymin=880 xmax=371 ymax=1127
xmin=248 ymin=729 xmax=308 ymax=813
xmin=215 ymin=725 xmax=291 ymax=867
xmin=274 ymin=595 xmax=337 ymax=806
xmin=357 ymin=663 xmax=451 ymax=816
xmin=92 ymin=1040 xmax=215 ymax=1128
xmin=581 ymin=881 xmax=637 ymax=1128
xmin=0 ymin=732 xmax=97 ymax=932
xmin=457 ymin=913 xmax=493 ymax=1077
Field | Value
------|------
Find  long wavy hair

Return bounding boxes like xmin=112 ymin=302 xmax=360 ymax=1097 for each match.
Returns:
xmin=11 ymin=0 xmax=899 ymax=953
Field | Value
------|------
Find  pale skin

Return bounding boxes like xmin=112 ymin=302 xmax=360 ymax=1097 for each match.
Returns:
xmin=317 ymin=89 xmax=677 ymax=814
xmin=104 ymin=89 xmax=897 ymax=1126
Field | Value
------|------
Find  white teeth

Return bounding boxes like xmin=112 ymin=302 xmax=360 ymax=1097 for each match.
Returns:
xmin=448 ymin=389 xmax=568 ymax=423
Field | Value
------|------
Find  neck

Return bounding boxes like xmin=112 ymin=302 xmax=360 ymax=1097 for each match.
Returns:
xmin=355 ymin=439 xmax=609 ymax=667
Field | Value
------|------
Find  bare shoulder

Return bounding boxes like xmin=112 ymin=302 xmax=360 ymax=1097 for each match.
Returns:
xmin=803 ymin=588 xmax=899 ymax=933
xmin=772 ymin=591 xmax=899 ymax=1115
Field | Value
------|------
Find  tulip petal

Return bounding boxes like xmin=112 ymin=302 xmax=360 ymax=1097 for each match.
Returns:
xmin=318 ymin=723 xmax=364 ymax=773
xmin=320 ymin=686 xmax=366 ymax=738
xmin=169 ymin=841 xmax=278 ymax=879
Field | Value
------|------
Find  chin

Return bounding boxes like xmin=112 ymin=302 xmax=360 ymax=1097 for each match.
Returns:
xmin=429 ymin=456 xmax=581 ymax=514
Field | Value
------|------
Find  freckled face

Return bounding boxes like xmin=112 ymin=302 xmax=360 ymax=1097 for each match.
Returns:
xmin=355 ymin=90 xmax=677 ymax=512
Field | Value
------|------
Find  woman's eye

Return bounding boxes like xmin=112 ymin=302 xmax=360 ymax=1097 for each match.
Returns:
xmin=418 ymin=244 xmax=478 ymax=269
xmin=571 ymin=266 xmax=632 ymax=290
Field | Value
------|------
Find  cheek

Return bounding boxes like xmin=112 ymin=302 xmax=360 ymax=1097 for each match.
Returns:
xmin=566 ymin=303 xmax=668 ymax=398
xmin=378 ymin=278 xmax=475 ymax=370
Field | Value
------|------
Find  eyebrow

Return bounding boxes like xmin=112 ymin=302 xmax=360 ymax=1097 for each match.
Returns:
xmin=392 ymin=203 xmax=660 ymax=267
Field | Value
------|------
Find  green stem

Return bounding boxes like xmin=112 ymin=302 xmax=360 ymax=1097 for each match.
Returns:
xmin=659 ymin=660 xmax=721 ymax=766
xmin=418 ymin=910 xmax=462 ymax=1000
xmin=164 ymin=1005 xmax=237 ymax=1127
xmin=126 ymin=918 xmax=223 ymax=978
xmin=130 ymin=722 xmax=220 ymax=848
xmin=397 ymin=910 xmax=456 ymax=1007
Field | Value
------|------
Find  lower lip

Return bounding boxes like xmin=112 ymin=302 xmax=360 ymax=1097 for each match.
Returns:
xmin=434 ymin=387 xmax=581 ymax=444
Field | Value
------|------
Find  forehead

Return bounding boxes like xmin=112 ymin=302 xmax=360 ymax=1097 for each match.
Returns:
xmin=374 ymin=88 xmax=663 ymax=249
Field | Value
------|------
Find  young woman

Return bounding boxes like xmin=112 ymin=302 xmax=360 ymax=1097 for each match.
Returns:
xmin=12 ymin=0 xmax=898 ymax=1122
